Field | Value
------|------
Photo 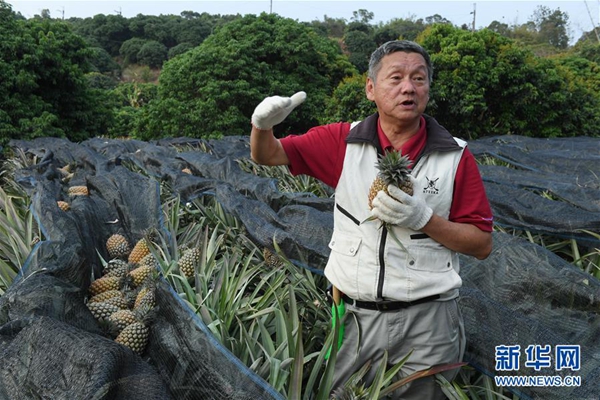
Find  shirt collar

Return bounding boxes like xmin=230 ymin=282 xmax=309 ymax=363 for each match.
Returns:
xmin=377 ymin=116 xmax=427 ymax=167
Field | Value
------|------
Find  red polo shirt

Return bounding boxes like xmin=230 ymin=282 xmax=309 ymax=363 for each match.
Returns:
xmin=280 ymin=117 xmax=493 ymax=232
xmin=281 ymin=118 xmax=493 ymax=232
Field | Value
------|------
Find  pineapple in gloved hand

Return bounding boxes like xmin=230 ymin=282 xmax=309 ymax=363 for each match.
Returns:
xmin=368 ymin=151 xmax=413 ymax=208
xmin=368 ymin=151 xmax=432 ymax=236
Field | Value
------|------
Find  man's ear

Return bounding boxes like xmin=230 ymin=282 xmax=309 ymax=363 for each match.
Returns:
xmin=365 ymin=78 xmax=375 ymax=101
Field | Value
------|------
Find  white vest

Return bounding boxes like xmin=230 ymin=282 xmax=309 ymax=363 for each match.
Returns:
xmin=324 ymin=116 xmax=467 ymax=302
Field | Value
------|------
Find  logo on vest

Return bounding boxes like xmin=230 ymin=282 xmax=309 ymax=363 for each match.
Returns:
xmin=423 ymin=176 xmax=439 ymax=194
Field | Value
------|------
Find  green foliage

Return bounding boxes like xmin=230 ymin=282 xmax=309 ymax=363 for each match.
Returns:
xmin=133 ymin=97 xmax=198 ymax=140
xmin=351 ymin=9 xmax=374 ymax=25
xmin=0 ymin=9 xmax=113 ymax=144
xmin=373 ymin=17 xmax=426 ymax=44
xmin=344 ymin=30 xmax=376 ymax=73
xmin=107 ymin=82 xmax=158 ymax=138
xmin=112 ymin=82 xmax=158 ymax=108
xmin=549 ymin=54 xmax=600 ymax=95
xmin=107 ymin=106 xmax=140 ymax=138
xmin=167 ymin=42 xmax=194 ymax=59
xmin=139 ymin=13 xmax=356 ymax=139
xmin=305 ymin=16 xmax=346 ymax=38
xmin=532 ymin=5 xmax=569 ymax=49
xmin=70 ymin=13 xmax=132 ymax=56
xmin=420 ymin=24 xmax=600 ymax=139
xmin=88 ymin=46 xmax=120 ymax=74
xmin=487 ymin=5 xmax=572 ymax=49
xmin=137 ymin=40 xmax=167 ymax=68
xmin=572 ymin=40 xmax=600 ymax=64
xmin=127 ymin=12 xmax=227 ymax=50
xmin=119 ymin=37 xmax=147 ymax=65
xmin=86 ymin=72 xmax=119 ymax=90
xmin=322 ymin=74 xmax=377 ymax=124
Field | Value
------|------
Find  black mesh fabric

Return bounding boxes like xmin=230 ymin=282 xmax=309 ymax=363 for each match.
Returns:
xmin=0 ymin=137 xmax=283 ymax=400
xmin=469 ymin=135 xmax=600 ymax=245
xmin=1 ymin=134 xmax=599 ymax=399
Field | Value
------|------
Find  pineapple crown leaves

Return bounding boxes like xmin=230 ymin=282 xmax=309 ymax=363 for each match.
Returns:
xmin=375 ymin=151 xmax=413 ymax=187
xmin=133 ymin=303 xmax=159 ymax=326
xmin=97 ymin=317 xmax=121 ymax=339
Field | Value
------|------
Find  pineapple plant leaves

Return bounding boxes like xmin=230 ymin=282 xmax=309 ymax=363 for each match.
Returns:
xmin=289 ymin=321 xmax=304 ymax=400
xmin=379 ymin=361 xmax=468 ymax=398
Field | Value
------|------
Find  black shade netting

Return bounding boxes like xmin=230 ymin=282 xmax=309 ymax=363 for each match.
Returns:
xmin=469 ymin=135 xmax=600 ymax=246
xmin=1 ymin=134 xmax=599 ymax=400
xmin=0 ymin=137 xmax=283 ymax=400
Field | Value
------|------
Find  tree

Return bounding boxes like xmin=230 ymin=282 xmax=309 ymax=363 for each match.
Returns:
xmin=306 ymin=15 xmax=346 ymax=38
xmin=343 ymin=30 xmax=376 ymax=73
xmin=425 ymin=14 xmax=451 ymax=25
xmin=351 ymin=9 xmax=374 ymax=24
xmin=573 ymin=40 xmax=600 ymax=64
xmin=322 ymin=73 xmax=376 ymax=124
xmin=0 ymin=3 xmax=113 ymax=143
xmin=168 ymin=42 xmax=194 ymax=59
xmin=88 ymin=46 xmax=120 ymax=75
xmin=420 ymin=24 xmax=600 ymax=139
xmin=137 ymin=40 xmax=167 ymax=68
xmin=70 ymin=14 xmax=132 ymax=56
xmin=532 ymin=6 xmax=569 ymax=49
xmin=136 ymin=13 xmax=356 ymax=139
xmin=120 ymin=37 xmax=147 ymax=65
xmin=487 ymin=20 xmax=511 ymax=37
xmin=373 ymin=17 xmax=426 ymax=44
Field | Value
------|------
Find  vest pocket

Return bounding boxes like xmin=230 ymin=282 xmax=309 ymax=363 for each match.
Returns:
xmin=329 ymin=231 xmax=362 ymax=258
xmin=405 ymin=244 xmax=455 ymax=273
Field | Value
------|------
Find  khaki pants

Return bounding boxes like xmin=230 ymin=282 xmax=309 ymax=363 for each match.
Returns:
xmin=332 ymin=298 xmax=465 ymax=400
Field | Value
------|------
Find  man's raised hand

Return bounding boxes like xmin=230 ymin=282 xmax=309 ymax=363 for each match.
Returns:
xmin=251 ymin=91 xmax=306 ymax=131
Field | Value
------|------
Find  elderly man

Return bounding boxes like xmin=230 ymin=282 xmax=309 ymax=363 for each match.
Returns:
xmin=250 ymin=40 xmax=493 ymax=399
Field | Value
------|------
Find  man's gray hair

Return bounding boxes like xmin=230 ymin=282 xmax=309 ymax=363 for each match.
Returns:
xmin=367 ymin=40 xmax=433 ymax=84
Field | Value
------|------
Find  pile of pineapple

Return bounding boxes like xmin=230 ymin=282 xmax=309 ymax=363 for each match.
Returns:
xmin=86 ymin=233 xmax=158 ymax=356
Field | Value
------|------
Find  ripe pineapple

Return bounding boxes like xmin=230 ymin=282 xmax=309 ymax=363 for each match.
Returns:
xmin=129 ymin=265 xmax=154 ymax=287
xmin=102 ymin=259 xmax=130 ymax=278
xmin=106 ymin=234 xmax=131 ymax=259
xmin=89 ymin=289 xmax=122 ymax=304
xmin=89 ymin=276 xmax=125 ymax=296
xmin=178 ymin=247 xmax=201 ymax=278
xmin=108 ymin=309 xmax=138 ymax=334
xmin=134 ymin=287 xmax=156 ymax=310
xmin=128 ymin=238 xmax=150 ymax=264
xmin=138 ymin=253 xmax=159 ymax=269
xmin=87 ymin=301 xmax=121 ymax=322
xmin=367 ymin=151 xmax=413 ymax=209
xmin=67 ymin=185 xmax=89 ymax=196
xmin=115 ymin=306 xmax=154 ymax=355
xmin=102 ymin=295 xmax=130 ymax=310
xmin=57 ymin=201 xmax=70 ymax=211
xmin=115 ymin=320 xmax=150 ymax=355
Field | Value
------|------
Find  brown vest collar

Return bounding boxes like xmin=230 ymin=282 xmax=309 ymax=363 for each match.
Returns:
xmin=346 ymin=113 xmax=462 ymax=163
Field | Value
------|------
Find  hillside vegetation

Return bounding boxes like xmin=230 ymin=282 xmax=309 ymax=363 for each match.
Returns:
xmin=1 ymin=1 xmax=599 ymax=146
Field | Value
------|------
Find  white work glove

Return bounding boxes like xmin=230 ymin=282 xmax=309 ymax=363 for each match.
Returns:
xmin=251 ymin=91 xmax=306 ymax=130
xmin=371 ymin=178 xmax=433 ymax=231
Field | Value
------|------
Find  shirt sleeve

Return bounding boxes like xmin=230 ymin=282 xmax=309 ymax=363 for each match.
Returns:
xmin=450 ymin=147 xmax=494 ymax=232
xmin=280 ymin=122 xmax=350 ymax=188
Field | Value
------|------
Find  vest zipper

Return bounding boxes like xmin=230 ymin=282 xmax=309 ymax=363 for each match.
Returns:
xmin=376 ymin=226 xmax=387 ymax=301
